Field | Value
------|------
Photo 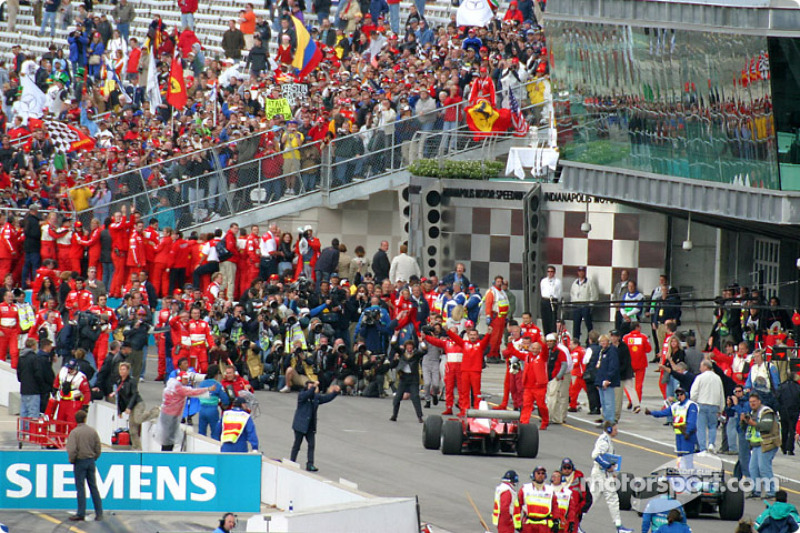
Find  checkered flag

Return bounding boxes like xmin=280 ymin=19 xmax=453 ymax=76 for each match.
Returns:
xmin=43 ymin=120 xmax=95 ymax=153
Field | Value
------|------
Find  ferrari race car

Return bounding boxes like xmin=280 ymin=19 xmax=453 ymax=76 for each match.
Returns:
xmin=422 ymin=401 xmax=539 ymax=457
xmin=618 ymin=452 xmax=744 ymax=521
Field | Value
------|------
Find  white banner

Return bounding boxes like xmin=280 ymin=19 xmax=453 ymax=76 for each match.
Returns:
xmin=456 ymin=0 xmax=494 ymax=28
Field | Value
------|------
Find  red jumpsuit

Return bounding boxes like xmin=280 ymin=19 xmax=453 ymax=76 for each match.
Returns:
xmin=204 ymin=281 xmax=222 ymax=307
xmin=493 ymin=482 xmax=522 ymax=533
xmin=155 ymin=308 xmax=172 ymax=379
xmin=40 ymin=222 xmax=61 ymax=262
xmin=518 ymin=483 xmax=561 ymax=533
xmin=169 ymin=315 xmax=191 ymax=368
xmin=469 ymin=75 xmax=497 ymax=106
xmin=56 ymin=227 xmax=78 ymax=272
xmin=170 ymin=237 xmax=191 ymax=289
xmin=187 ymin=319 xmax=213 ymax=372
xmin=0 ymin=222 xmax=18 ymax=281
xmin=424 ymin=335 xmax=463 ymax=415
xmin=143 ymin=226 xmax=159 ymax=280
xmin=0 ymin=301 xmax=20 ymax=368
xmin=152 ymin=235 xmax=172 ymax=297
xmin=484 ymin=286 xmax=509 ymax=359
xmin=77 ymin=227 xmax=102 ymax=279
xmin=623 ymin=330 xmax=651 ymax=404
xmin=108 ymin=216 xmax=131 ymax=297
xmin=126 ymin=230 xmax=146 ymax=282
xmin=564 ymin=469 xmax=589 ymax=531
xmin=53 ymin=366 xmax=91 ymax=425
xmin=569 ymin=345 xmax=587 ymax=410
xmin=29 ymin=308 xmax=63 ymax=342
xmin=552 ymin=484 xmax=580 ymax=532
xmin=498 ymin=340 xmax=524 ymax=410
xmin=89 ymin=304 xmax=117 ymax=369
xmin=520 ymin=323 xmax=544 ymax=348
xmin=239 ymin=235 xmax=260 ymax=298
xmin=293 ymin=235 xmax=320 ymax=281
xmin=515 ymin=346 xmax=549 ymax=427
xmin=447 ymin=330 xmax=491 ymax=414
xmin=64 ymin=289 xmax=93 ymax=321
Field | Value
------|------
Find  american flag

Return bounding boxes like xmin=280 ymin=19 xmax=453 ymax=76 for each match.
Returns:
xmin=509 ymin=87 xmax=529 ymax=138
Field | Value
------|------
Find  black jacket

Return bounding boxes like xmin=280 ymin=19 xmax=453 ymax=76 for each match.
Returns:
xmin=17 ymin=348 xmax=44 ymax=395
xmin=315 ymin=246 xmax=339 ymax=275
xmin=615 ymin=342 xmax=633 ymax=381
xmin=114 ymin=376 xmax=142 ymax=415
xmin=390 ymin=346 xmax=423 ymax=378
xmin=778 ymin=380 xmax=800 ymax=414
xmin=583 ymin=343 xmax=601 ymax=384
xmin=95 ymin=350 xmax=123 ymax=396
xmin=292 ymin=387 xmax=338 ymax=434
xmin=36 ymin=350 xmax=56 ymax=395
xmin=73 ymin=357 xmax=95 ymax=382
xmin=23 ymin=213 xmax=42 ymax=253
xmin=123 ymin=321 xmax=150 ymax=350
xmin=99 ymin=228 xmax=112 ymax=263
xmin=372 ymin=249 xmax=390 ymax=282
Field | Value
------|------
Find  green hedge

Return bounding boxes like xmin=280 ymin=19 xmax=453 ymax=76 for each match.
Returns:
xmin=408 ymin=159 xmax=505 ymax=180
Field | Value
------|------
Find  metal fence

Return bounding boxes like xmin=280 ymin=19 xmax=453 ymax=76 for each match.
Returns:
xmin=67 ymin=82 xmax=550 ymax=231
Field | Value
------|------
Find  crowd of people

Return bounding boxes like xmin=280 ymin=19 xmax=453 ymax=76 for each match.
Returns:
xmin=0 ymin=0 xmax=551 ymax=228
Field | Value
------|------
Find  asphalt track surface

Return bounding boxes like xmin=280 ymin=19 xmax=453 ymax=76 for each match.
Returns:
xmin=2 ymin=361 xmax=799 ymax=532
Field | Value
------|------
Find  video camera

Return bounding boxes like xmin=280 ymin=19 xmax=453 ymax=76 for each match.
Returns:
xmin=362 ymin=308 xmax=382 ymax=327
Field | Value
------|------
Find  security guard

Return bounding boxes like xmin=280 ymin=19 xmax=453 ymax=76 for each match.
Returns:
xmin=493 ymin=470 xmax=522 ymax=533
xmin=217 ymin=397 xmax=259 ymax=453
xmin=645 ymin=387 xmax=699 ymax=469
xmin=518 ymin=465 xmax=561 ymax=533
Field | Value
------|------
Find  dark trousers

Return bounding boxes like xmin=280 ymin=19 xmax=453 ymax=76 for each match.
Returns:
xmin=193 ymin=261 xmax=219 ymax=288
xmin=169 ymin=267 xmax=186 ymax=294
xmin=540 ymin=298 xmax=557 ymax=335
xmin=290 ymin=430 xmax=316 ymax=466
xmin=22 ymin=251 xmax=41 ymax=288
xmin=392 ymin=374 xmax=423 ymax=419
xmin=781 ymin=409 xmax=799 ymax=453
xmin=259 ymin=257 xmax=277 ymax=281
xmin=74 ymin=458 xmax=102 ymax=518
xmin=572 ymin=307 xmax=592 ymax=343
xmin=651 ymin=326 xmax=660 ymax=359
xmin=585 ymin=380 xmax=601 ymax=413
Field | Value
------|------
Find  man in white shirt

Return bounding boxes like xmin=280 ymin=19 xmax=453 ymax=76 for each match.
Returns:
xmin=388 ymin=244 xmax=421 ymax=283
xmin=689 ymin=359 xmax=726 ymax=452
xmin=539 ymin=265 xmax=562 ymax=335
xmin=259 ymin=223 xmax=280 ymax=280
xmin=569 ymin=267 xmax=597 ymax=344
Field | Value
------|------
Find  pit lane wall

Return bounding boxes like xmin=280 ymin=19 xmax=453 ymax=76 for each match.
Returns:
xmin=0 ymin=361 xmax=418 ymax=532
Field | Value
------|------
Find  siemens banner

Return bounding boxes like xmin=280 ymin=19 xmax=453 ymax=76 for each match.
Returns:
xmin=0 ymin=451 xmax=261 ymax=512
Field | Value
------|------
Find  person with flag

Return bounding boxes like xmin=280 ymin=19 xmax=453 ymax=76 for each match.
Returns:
xmin=289 ymin=14 xmax=322 ymax=80
xmin=166 ymin=52 xmax=188 ymax=110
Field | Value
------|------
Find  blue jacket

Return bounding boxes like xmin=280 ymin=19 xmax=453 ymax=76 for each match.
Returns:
xmin=216 ymin=408 xmax=259 ymax=452
xmin=595 ymin=345 xmax=620 ymax=387
xmin=642 ymin=503 xmax=688 ymax=533
xmin=651 ymin=400 xmax=699 ymax=454
xmin=355 ymin=306 xmax=395 ymax=354
xmin=744 ymin=363 xmax=781 ymax=392
xmin=292 ymin=387 xmax=338 ymax=434
xmin=465 ymin=292 xmax=482 ymax=323
xmin=68 ymin=32 xmax=89 ymax=66
xmin=198 ymin=378 xmax=230 ymax=409
xmin=654 ymin=523 xmax=691 ymax=533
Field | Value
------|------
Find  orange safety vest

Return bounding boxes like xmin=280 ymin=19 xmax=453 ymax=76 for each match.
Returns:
xmin=493 ymin=483 xmax=522 ymax=529
xmin=521 ymin=483 xmax=555 ymax=525
xmin=220 ymin=410 xmax=250 ymax=444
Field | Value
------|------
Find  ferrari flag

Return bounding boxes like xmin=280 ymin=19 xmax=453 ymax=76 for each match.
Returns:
xmin=167 ymin=55 xmax=188 ymax=110
xmin=465 ymin=98 xmax=511 ymax=136
xmin=28 ymin=119 xmax=96 ymax=152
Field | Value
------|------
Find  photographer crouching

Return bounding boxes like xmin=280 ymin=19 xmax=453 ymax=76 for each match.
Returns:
xmin=354 ymin=296 xmax=397 ymax=396
xmin=281 ymin=340 xmax=320 ymax=392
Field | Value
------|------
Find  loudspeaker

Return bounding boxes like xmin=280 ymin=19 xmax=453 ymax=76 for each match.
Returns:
xmin=522 ymin=185 xmax=544 ymax=318
xmin=420 ymin=181 xmax=443 ymax=278
xmin=398 ymin=186 xmax=411 ymax=238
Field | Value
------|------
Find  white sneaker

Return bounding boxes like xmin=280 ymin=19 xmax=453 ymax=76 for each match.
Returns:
xmin=617 ymin=527 xmax=634 ymax=533
xmin=707 ymin=444 xmax=716 ymax=454
xmin=280 ymin=386 xmax=291 ymax=393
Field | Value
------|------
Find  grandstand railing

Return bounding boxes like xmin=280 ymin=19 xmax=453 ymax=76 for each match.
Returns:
xmin=67 ymin=82 xmax=549 ymax=231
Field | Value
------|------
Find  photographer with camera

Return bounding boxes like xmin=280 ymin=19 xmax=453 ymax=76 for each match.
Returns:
xmin=281 ymin=339 xmax=319 ymax=393
xmin=389 ymin=339 xmax=425 ymax=423
xmin=355 ymin=296 xmax=396 ymax=355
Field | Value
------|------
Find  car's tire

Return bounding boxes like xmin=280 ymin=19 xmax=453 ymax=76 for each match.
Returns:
xmin=618 ymin=472 xmax=634 ymax=511
xmin=719 ymin=480 xmax=745 ymax=521
xmin=516 ymin=423 xmax=539 ymax=458
xmin=684 ymin=498 xmax=701 ymax=519
xmin=633 ymin=476 xmax=660 ymax=500
xmin=422 ymin=415 xmax=442 ymax=450
xmin=441 ymin=420 xmax=463 ymax=455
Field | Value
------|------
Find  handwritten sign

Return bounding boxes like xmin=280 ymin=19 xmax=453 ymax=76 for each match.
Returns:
xmin=262 ymin=97 xmax=293 ymax=119
xmin=281 ymin=83 xmax=308 ymax=107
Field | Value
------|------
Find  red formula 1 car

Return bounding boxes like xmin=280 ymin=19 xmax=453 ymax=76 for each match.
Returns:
xmin=422 ymin=401 xmax=539 ymax=457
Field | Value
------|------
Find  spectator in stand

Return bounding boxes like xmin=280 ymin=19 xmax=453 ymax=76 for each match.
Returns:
xmin=239 ymin=4 xmax=257 ymax=50
xmin=112 ymin=0 xmax=136 ymax=42
xmin=372 ymin=240 xmax=390 ymax=283
xmin=178 ymin=0 xmax=198 ymax=30
xmin=222 ymin=20 xmax=246 ymax=60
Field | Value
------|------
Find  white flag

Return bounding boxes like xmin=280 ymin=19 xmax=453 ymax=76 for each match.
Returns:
xmin=456 ymin=0 xmax=493 ymax=29
xmin=15 ymin=60 xmax=46 ymax=121
xmin=146 ymin=48 xmax=162 ymax=115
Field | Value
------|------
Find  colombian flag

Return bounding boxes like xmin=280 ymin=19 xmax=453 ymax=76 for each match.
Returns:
xmin=465 ymin=98 xmax=511 ymax=137
xmin=290 ymin=15 xmax=323 ymax=80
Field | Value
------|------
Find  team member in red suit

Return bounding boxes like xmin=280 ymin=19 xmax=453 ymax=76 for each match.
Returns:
xmin=10 ymin=217 xmax=24 ymax=285
xmin=204 ymin=272 xmax=224 ymax=307
xmin=108 ymin=207 xmax=132 ymax=297
xmin=550 ymin=471 xmax=580 ymax=533
xmin=424 ymin=332 xmax=463 ymax=415
xmin=55 ymin=220 xmax=77 ymax=272
xmin=514 ymin=338 xmax=549 ymax=428
xmin=623 ymin=321 xmax=652 ymax=407
xmin=152 ymin=228 xmax=173 ymax=297
xmin=154 ymin=297 xmax=177 ymax=381
xmin=168 ymin=231 xmax=191 ymax=294
xmin=293 ymin=226 xmax=321 ymax=281
xmin=518 ymin=466 xmax=562 ymax=533
xmin=169 ymin=309 xmax=191 ymax=369
xmin=88 ymin=294 xmax=118 ymax=370
xmin=143 ymin=219 xmax=160 ymax=281
xmin=63 ymin=278 xmax=94 ymax=320
xmin=0 ymin=214 xmax=18 ymax=281
xmin=492 ymin=470 xmax=522 ymax=533
xmin=0 ymin=290 xmax=20 ymax=368
xmin=31 ymin=262 xmax=60 ymax=307
xmin=240 ymin=226 xmax=260 ymax=298
xmin=30 ymin=299 xmax=63 ymax=341
xmin=40 ymin=212 xmax=64 ymax=263
xmin=559 ymin=458 xmax=590 ymax=533
xmin=520 ymin=312 xmax=544 ymax=348
xmin=469 ymin=66 xmax=497 ymax=106
xmin=220 ymin=364 xmax=253 ymax=407
xmin=76 ymin=219 xmax=102 ymax=279
xmin=393 ymin=288 xmax=418 ymax=337
xmin=483 ymin=275 xmax=510 ymax=361
xmin=447 ymin=325 xmax=492 ymax=415
xmin=187 ymin=306 xmax=213 ymax=372
xmin=568 ymin=338 xmax=587 ymax=411
xmin=53 ymin=359 xmax=91 ymax=425
xmin=70 ymin=222 xmax=88 ymax=274
xmin=126 ymin=220 xmax=147 ymax=283
xmin=498 ymin=335 xmax=524 ymax=410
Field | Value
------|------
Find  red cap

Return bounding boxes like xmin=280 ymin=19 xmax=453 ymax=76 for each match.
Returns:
xmin=173 ymin=289 xmax=182 ymax=295
xmin=480 ymin=67 xmax=487 ymax=73
xmin=269 ymin=274 xmax=280 ymax=281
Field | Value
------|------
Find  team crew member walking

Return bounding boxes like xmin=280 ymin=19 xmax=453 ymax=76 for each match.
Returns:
xmin=493 ymin=470 xmax=522 ymax=533
xmin=591 ymin=422 xmax=633 ymax=533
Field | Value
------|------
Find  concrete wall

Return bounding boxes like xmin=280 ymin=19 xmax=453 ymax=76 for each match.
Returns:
xmin=0 ymin=360 xmax=19 ymax=407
